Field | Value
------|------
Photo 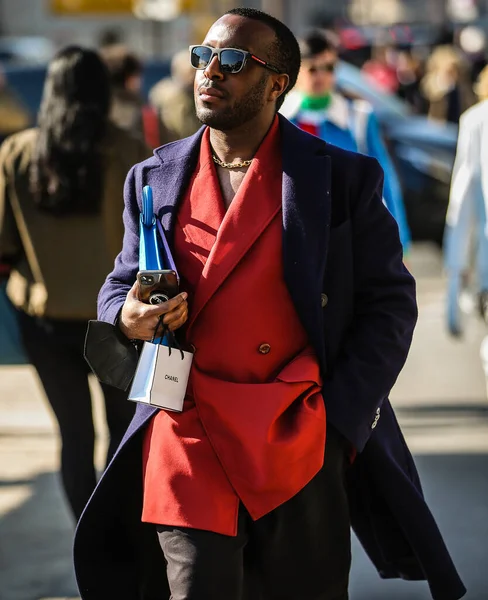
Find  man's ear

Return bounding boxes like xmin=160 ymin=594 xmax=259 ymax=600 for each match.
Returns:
xmin=269 ymin=73 xmax=290 ymax=103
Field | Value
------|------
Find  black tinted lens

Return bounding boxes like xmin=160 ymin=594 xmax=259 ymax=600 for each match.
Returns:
xmin=191 ymin=46 xmax=212 ymax=69
xmin=220 ymin=49 xmax=246 ymax=73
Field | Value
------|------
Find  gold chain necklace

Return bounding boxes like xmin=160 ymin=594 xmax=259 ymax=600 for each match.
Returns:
xmin=212 ymin=154 xmax=253 ymax=169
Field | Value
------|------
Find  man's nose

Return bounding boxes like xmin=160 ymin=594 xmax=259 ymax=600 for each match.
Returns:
xmin=203 ymin=55 xmax=224 ymax=81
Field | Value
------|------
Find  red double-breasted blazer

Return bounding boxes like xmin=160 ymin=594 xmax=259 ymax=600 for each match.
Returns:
xmin=142 ymin=117 xmax=326 ymax=536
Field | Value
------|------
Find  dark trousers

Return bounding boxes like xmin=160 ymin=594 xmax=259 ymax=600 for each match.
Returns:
xmin=17 ymin=311 xmax=135 ymax=521
xmin=156 ymin=426 xmax=351 ymax=600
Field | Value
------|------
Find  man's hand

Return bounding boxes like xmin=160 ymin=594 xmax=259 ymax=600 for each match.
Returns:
xmin=119 ymin=281 xmax=189 ymax=341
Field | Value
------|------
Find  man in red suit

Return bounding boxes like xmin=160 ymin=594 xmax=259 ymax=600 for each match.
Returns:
xmin=74 ymin=7 xmax=465 ymax=600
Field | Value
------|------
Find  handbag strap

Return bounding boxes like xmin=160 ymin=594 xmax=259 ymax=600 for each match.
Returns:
xmin=139 ymin=186 xmax=161 ymax=271
xmin=139 ymin=185 xmax=179 ymax=278
xmin=151 ymin=315 xmax=184 ymax=360
xmin=140 ymin=185 xmax=181 ymax=348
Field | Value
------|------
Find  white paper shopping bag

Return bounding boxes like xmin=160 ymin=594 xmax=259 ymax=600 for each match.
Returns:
xmin=128 ymin=342 xmax=193 ymax=412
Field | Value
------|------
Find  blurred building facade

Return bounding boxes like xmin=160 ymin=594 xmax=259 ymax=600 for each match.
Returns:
xmin=0 ymin=0 xmax=488 ymax=60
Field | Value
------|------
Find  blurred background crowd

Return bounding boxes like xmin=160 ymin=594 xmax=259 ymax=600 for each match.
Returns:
xmin=1 ymin=1 xmax=488 ymax=599
xmin=2 ymin=0 xmax=488 ymax=245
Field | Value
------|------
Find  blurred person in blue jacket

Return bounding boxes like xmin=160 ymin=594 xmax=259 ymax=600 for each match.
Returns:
xmin=444 ymin=65 xmax=488 ymax=335
xmin=281 ymin=30 xmax=411 ymax=253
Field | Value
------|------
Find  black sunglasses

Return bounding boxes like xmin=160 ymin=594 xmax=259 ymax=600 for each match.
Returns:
xmin=308 ymin=63 xmax=336 ymax=74
xmin=189 ymin=45 xmax=281 ymax=75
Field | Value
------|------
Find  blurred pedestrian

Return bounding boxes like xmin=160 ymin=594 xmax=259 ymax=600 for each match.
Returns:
xmin=396 ymin=50 xmax=429 ymax=114
xmin=101 ymin=44 xmax=167 ymax=148
xmin=0 ymin=70 xmax=31 ymax=364
xmin=149 ymin=48 xmax=202 ymax=141
xmin=444 ymin=65 xmax=488 ymax=335
xmin=0 ymin=46 xmax=149 ymax=521
xmin=421 ymin=45 xmax=475 ymax=124
xmin=362 ymin=44 xmax=399 ymax=94
xmin=458 ymin=26 xmax=487 ymax=86
xmin=281 ymin=29 xmax=411 ymax=253
xmin=98 ymin=27 xmax=124 ymax=50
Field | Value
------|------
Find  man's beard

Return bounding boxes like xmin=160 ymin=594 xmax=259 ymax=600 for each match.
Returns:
xmin=195 ymin=74 xmax=268 ymax=131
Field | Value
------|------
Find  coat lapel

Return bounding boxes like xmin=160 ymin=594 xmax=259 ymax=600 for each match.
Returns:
xmin=149 ymin=127 xmax=206 ymax=242
xmin=279 ymin=116 xmax=331 ymax=372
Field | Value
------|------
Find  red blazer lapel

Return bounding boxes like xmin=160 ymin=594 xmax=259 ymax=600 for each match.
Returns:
xmin=188 ymin=117 xmax=282 ymax=331
xmin=176 ymin=131 xmax=225 ymax=273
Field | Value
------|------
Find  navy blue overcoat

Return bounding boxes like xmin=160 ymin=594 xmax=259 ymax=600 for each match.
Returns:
xmin=74 ymin=116 xmax=466 ymax=600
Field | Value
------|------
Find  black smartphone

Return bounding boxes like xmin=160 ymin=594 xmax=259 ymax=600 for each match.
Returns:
xmin=137 ymin=270 xmax=179 ymax=305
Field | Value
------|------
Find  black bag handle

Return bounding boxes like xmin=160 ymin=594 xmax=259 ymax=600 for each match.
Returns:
xmin=151 ymin=315 xmax=185 ymax=360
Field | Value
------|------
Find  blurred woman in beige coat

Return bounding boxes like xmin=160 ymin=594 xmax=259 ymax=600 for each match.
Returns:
xmin=0 ymin=46 xmax=149 ymax=521
xmin=421 ymin=45 xmax=475 ymax=124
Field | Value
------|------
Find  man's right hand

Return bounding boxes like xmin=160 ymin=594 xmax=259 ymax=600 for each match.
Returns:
xmin=119 ymin=281 xmax=189 ymax=341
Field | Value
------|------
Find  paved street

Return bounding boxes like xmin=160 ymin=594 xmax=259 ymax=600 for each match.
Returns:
xmin=1 ymin=243 xmax=487 ymax=600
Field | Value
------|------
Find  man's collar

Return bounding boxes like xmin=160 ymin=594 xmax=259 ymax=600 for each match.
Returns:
xmin=153 ymin=126 xmax=206 ymax=163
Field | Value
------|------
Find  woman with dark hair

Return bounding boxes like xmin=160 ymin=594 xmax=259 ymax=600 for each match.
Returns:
xmin=0 ymin=46 xmax=150 ymax=521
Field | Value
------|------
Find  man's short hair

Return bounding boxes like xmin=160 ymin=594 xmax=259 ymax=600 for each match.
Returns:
xmin=299 ymin=30 xmax=337 ymax=60
xmin=100 ymin=44 xmax=142 ymax=89
xmin=225 ymin=7 xmax=301 ymax=109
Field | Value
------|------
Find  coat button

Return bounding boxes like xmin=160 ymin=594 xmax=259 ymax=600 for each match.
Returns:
xmin=321 ymin=293 xmax=329 ymax=308
xmin=188 ymin=344 xmax=196 ymax=353
xmin=258 ymin=343 xmax=271 ymax=355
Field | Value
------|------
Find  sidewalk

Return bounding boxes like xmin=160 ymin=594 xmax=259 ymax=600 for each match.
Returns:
xmin=0 ymin=374 xmax=107 ymax=600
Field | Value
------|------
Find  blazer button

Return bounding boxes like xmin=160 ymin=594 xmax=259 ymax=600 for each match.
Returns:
xmin=188 ymin=344 xmax=196 ymax=353
xmin=321 ymin=293 xmax=329 ymax=308
xmin=258 ymin=343 xmax=271 ymax=355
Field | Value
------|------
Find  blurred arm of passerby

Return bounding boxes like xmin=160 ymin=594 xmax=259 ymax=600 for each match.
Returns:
xmin=444 ymin=66 xmax=488 ymax=335
xmin=352 ymin=102 xmax=412 ymax=254
xmin=0 ymin=138 xmax=22 ymax=283
xmin=149 ymin=49 xmax=202 ymax=141
xmin=101 ymin=44 xmax=169 ymax=149
xmin=0 ymin=70 xmax=31 ymax=143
